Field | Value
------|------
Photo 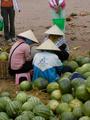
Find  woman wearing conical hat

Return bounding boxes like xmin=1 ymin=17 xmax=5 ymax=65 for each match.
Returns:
xmin=32 ymin=39 xmax=63 ymax=83
xmin=8 ymin=30 xmax=39 ymax=76
xmin=44 ymin=25 xmax=69 ymax=62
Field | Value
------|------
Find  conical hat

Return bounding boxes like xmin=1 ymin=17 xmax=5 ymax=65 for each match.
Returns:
xmin=17 ymin=30 xmax=39 ymax=43
xmin=36 ymin=39 xmax=60 ymax=51
xmin=45 ymin=25 xmax=64 ymax=36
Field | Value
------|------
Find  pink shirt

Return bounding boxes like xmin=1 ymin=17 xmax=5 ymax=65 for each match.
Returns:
xmin=9 ymin=40 xmax=31 ymax=70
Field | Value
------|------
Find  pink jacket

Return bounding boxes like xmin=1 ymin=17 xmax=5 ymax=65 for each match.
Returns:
xmin=9 ymin=41 xmax=31 ymax=70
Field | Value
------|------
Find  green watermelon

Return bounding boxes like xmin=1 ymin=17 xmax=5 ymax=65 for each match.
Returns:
xmin=69 ymin=99 xmax=82 ymax=109
xmin=22 ymin=111 xmax=34 ymax=119
xmin=79 ymin=116 xmax=90 ymax=120
xmin=32 ymin=116 xmax=45 ymax=120
xmin=62 ymin=72 xmax=72 ymax=79
xmin=20 ymin=81 xmax=32 ymax=91
xmin=0 ymin=97 xmax=11 ymax=111
xmin=47 ymin=100 xmax=59 ymax=111
xmin=83 ymin=100 xmax=90 ymax=117
xmin=83 ymin=72 xmax=90 ymax=79
xmin=6 ymin=100 xmax=22 ymax=118
xmin=75 ymin=85 xmax=90 ymax=101
xmin=33 ymin=77 xmax=48 ymax=89
xmin=58 ymin=78 xmax=71 ymax=93
xmin=75 ymin=56 xmax=85 ymax=66
xmin=50 ymin=90 xmax=61 ymax=100
xmin=56 ymin=103 xmax=71 ymax=114
xmin=85 ymin=78 xmax=90 ymax=93
xmin=73 ymin=106 xmax=83 ymax=118
xmin=64 ymin=60 xmax=79 ymax=71
xmin=33 ymin=104 xmax=51 ymax=119
xmin=0 ymin=112 xmax=10 ymax=120
xmin=61 ymin=112 xmax=76 ymax=120
xmin=15 ymin=114 xmax=29 ymax=120
xmin=27 ymin=96 xmax=42 ymax=107
xmin=71 ymin=78 xmax=85 ymax=90
xmin=61 ymin=94 xmax=74 ymax=103
xmin=16 ymin=92 xmax=28 ymax=104
xmin=47 ymin=82 xmax=59 ymax=93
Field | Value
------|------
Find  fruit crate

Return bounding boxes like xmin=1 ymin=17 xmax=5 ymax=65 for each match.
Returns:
xmin=0 ymin=61 xmax=13 ymax=79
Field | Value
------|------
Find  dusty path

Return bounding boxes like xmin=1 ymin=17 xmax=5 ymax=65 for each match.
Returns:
xmin=0 ymin=0 xmax=90 ymax=55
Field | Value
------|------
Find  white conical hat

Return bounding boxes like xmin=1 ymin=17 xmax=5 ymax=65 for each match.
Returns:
xmin=17 ymin=30 xmax=39 ymax=43
xmin=45 ymin=25 xmax=64 ymax=36
xmin=36 ymin=39 xmax=60 ymax=51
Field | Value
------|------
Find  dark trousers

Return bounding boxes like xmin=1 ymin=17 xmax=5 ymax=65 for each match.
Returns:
xmin=8 ymin=60 xmax=33 ymax=76
xmin=1 ymin=7 xmax=15 ymax=40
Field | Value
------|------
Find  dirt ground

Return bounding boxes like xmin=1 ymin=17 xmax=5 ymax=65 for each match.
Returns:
xmin=0 ymin=0 xmax=90 ymax=93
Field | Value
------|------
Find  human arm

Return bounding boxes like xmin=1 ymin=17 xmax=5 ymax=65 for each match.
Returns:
xmin=24 ymin=45 xmax=32 ymax=61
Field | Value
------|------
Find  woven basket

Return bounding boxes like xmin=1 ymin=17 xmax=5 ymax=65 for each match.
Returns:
xmin=0 ymin=61 xmax=13 ymax=79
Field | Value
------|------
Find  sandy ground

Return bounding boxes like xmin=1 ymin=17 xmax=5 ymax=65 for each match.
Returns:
xmin=0 ymin=0 xmax=90 ymax=56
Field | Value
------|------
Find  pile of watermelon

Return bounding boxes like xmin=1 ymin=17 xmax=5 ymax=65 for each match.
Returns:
xmin=0 ymin=55 xmax=90 ymax=120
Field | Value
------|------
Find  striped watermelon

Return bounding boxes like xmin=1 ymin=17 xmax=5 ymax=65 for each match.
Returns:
xmin=6 ymin=100 xmax=22 ymax=118
xmin=33 ymin=104 xmax=51 ymax=119
xmin=0 ymin=112 xmax=9 ymax=120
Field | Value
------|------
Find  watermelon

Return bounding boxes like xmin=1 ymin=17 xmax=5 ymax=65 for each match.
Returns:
xmin=33 ymin=77 xmax=48 ymax=89
xmin=83 ymin=72 xmax=90 ymax=79
xmin=0 ymin=112 xmax=10 ymax=120
xmin=79 ymin=57 xmax=90 ymax=65
xmin=58 ymin=78 xmax=71 ymax=93
xmin=15 ymin=114 xmax=29 ymax=120
xmin=61 ymin=94 xmax=74 ymax=103
xmin=83 ymin=100 xmax=90 ymax=117
xmin=79 ymin=116 xmax=90 ymax=120
xmin=73 ymin=106 xmax=83 ymax=118
xmin=71 ymin=77 xmax=85 ymax=90
xmin=32 ymin=116 xmax=45 ymax=120
xmin=62 ymin=72 xmax=72 ymax=79
xmin=33 ymin=104 xmax=51 ymax=119
xmin=85 ymin=78 xmax=90 ymax=93
xmin=27 ymin=96 xmax=42 ymax=107
xmin=56 ymin=103 xmax=71 ymax=114
xmin=6 ymin=100 xmax=22 ymax=118
xmin=61 ymin=112 xmax=76 ymax=120
xmin=64 ymin=60 xmax=79 ymax=71
xmin=75 ymin=85 xmax=90 ymax=101
xmin=47 ymin=82 xmax=59 ymax=93
xmin=0 ymin=97 xmax=11 ymax=111
xmin=22 ymin=101 xmax=35 ymax=111
xmin=16 ymin=92 xmax=28 ymax=104
xmin=69 ymin=99 xmax=82 ymax=109
xmin=50 ymin=90 xmax=61 ymax=100
xmin=75 ymin=56 xmax=85 ymax=66
xmin=22 ymin=111 xmax=34 ymax=119
xmin=20 ymin=81 xmax=32 ymax=91
xmin=47 ymin=100 xmax=59 ymax=111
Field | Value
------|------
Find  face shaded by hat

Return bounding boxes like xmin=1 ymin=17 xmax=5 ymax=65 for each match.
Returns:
xmin=17 ymin=30 xmax=39 ymax=44
xmin=36 ymin=39 xmax=60 ymax=51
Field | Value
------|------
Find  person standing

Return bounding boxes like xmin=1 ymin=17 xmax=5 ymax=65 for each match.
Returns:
xmin=0 ymin=0 xmax=20 ymax=41
xmin=48 ymin=0 xmax=66 ymax=19
xmin=48 ymin=0 xmax=66 ymax=31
